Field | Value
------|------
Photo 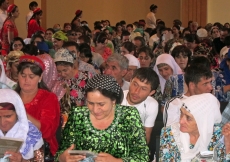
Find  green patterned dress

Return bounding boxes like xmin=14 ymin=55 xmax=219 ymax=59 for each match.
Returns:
xmin=56 ymin=104 xmax=149 ymax=162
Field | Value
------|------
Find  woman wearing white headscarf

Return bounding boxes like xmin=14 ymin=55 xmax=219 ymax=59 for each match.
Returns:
xmin=159 ymin=93 xmax=230 ymax=161
xmin=0 ymin=89 xmax=43 ymax=161
xmin=153 ymin=54 xmax=182 ymax=102
xmin=0 ymin=59 xmax=16 ymax=89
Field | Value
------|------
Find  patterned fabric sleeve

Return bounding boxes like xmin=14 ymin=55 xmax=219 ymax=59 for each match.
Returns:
xmin=159 ymin=126 xmax=180 ymax=162
xmin=161 ymin=78 xmax=173 ymax=106
xmin=120 ymin=107 xmax=150 ymax=162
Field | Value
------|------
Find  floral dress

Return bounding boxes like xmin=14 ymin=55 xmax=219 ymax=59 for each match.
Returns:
xmin=60 ymin=71 xmax=92 ymax=108
xmin=162 ymin=74 xmax=185 ymax=106
xmin=159 ymin=123 xmax=229 ymax=162
xmin=56 ymin=105 xmax=150 ymax=162
xmin=91 ymin=46 xmax=112 ymax=61
xmin=212 ymin=69 xmax=230 ymax=102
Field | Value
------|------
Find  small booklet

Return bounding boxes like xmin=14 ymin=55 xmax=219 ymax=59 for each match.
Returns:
xmin=68 ymin=150 xmax=97 ymax=158
xmin=0 ymin=137 xmax=24 ymax=158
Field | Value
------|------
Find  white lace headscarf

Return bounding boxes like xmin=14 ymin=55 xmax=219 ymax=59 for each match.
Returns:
xmin=0 ymin=89 xmax=43 ymax=159
xmin=153 ymin=54 xmax=183 ymax=93
xmin=179 ymin=93 xmax=221 ymax=161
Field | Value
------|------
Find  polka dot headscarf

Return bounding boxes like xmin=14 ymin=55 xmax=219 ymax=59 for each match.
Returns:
xmin=86 ymin=74 xmax=121 ymax=96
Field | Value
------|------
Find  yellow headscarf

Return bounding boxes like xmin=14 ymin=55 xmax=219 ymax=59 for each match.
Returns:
xmin=52 ymin=31 xmax=68 ymax=41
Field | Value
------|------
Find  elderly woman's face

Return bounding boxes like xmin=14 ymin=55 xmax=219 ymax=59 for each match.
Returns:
xmin=18 ymin=68 xmax=42 ymax=93
xmin=158 ymin=64 xmax=173 ymax=80
xmin=0 ymin=110 xmax=17 ymax=133
xmin=86 ymin=90 xmax=115 ymax=120
xmin=180 ymin=108 xmax=198 ymax=133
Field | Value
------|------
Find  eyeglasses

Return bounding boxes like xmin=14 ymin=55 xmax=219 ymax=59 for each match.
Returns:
xmin=71 ymin=33 xmax=77 ymax=36
xmin=13 ymin=44 xmax=22 ymax=47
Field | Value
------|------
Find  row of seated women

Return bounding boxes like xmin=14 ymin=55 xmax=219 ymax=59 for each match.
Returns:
xmin=0 ymin=53 xmax=230 ymax=162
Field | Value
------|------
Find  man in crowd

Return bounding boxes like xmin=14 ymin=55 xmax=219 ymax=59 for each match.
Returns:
xmin=164 ymin=65 xmax=213 ymax=126
xmin=104 ymin=54 xmax=129 ymax=90
xmin=121 ymin=68 xmax=159 ymax=144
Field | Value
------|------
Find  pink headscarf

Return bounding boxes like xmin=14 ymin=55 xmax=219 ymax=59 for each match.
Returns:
xmin=37 ymin=54 xmax=66 ymax=101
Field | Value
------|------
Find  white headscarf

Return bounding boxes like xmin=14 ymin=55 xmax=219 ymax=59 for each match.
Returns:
xmin=179 ymin=93 xmax=221 ymax=161
xmin=124 ymin=54 xmax=140 ymax=68
xmin=0 ymin=59 xmax=16 ymax=89
xmin=153 ymin=54 xmax=182 ymax=93
xmin=0 ymin=89 xmax=43 ymax=159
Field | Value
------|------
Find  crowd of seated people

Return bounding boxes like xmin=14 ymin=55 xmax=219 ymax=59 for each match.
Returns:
xmin=0 ymin=1 xmax=230 ymax=161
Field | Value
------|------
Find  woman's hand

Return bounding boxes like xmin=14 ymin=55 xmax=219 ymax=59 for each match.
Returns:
xmin=222 ymin=123 xmax=230 ymax=153
xmin=5 ymin=151 xmax=22 ymax=162
xmin=59 ymin=144 xmax=86 ymax=162
xmin=94 ymin=153 xmax=123 ymax=162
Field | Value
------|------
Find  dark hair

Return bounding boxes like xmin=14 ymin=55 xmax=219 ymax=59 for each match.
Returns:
xmin=0 ymin=102 xmax=15 ymax=110
xmin=121 ymin=41 xmax=136 ymax=53
xmin=63 ymin=41 xmax=79 ymax=52
xmin=0 ymin=0 xmax=6 ymax=6
xmin=105 ymin=20 xmax=110 ymax=26
xmin=29 ymin=1 xmax=38 ymax=10
xmin=80 ymin=48 xmax=93 ymax=64
xmin=86 ymin=87 xmax=123 ymax=104
xmin=34 ymin=30 xmax=44 ymax=36
xmin=184 ymin=34 xmax=200 ymax=44
xmin=182 ymin=28 xmax=191 ymax=36
xmin=78 ymin=35 xmax=91 ymax=44
xmin=224 ymin=36 xmax=230 ymax=46
xmin=46 ymin=28 xmax=55 ymax=34
xmin=150 ymin=4 xmax=158 ymax=11
xmin=82 ymin=25 xmax=91 ymax=35
xmin=28 ymin=9 xmax=42 ymax=28
xmin=171 ymin=45 xmax=192 ymax=68
xmin=132 ymin=67 xmax=159 ymax=91
xmin=190 ymin=56 xmax=211 ymax=68
xmin=79 ymin=43 xmax=90 ymax=51
xmin=157 ymin=21 xmax=165 ymax=27
xmin=30 ymin=34 xmax=44 ymax=45
xmin=64 ymin=23 xmax=71 ymax=28
xmin=184 ymin=65 xmax=212 ymax=86
xmin=138 ymin=46 xmax=153 ymax=59
xmin=120 ymin=20 xmax=126 ymax=25
xmin=116 ymin=22 xmax=122 ymax=28
xmin=126 ymin=24 xmax=133 ymax=29
xmin=10 ymin=37 xmax=26 ymax=51
xmin=121 ymin=30 xmax=130 ymax=40
xmin=75 ymin=27 xmax=86 ymax=35
xmin=23 ymin=44 xmax=39 ymax=55
xmin=173 ymin=19 xmax=182 ymax=26
xmin=15 ymin=62 xmax=50 ymax=93
xmin=93 ymin=32 xmax=107 ymax=45
xmin=94 ymin=25 xmax=102 ymax=31
xmin=134 ymin=36 xmax=145 ymax=47
xmin=55 ymin=61 xmax=73 ymax=68
xmin=213 ymin=22 xmax=223 ymax=30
